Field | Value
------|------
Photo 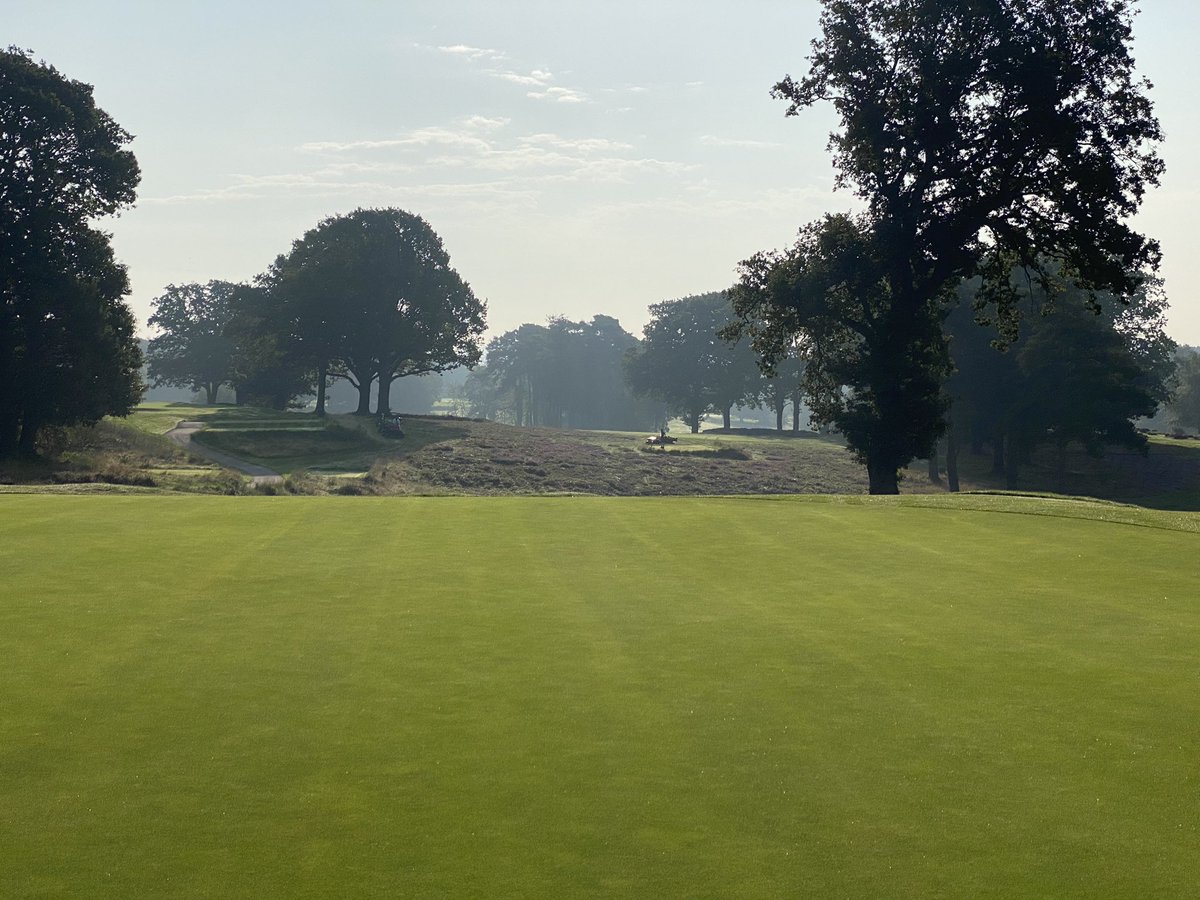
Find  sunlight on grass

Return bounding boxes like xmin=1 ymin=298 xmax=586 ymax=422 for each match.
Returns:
xmin=2 ymin=494 xmax=1198 ymax=896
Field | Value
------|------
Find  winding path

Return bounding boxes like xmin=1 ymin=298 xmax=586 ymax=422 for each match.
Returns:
xmin=166 ymin=421 xmax=284 ymax=486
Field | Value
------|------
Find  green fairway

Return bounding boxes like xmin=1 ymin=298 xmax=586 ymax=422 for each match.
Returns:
xmin=1 ymin=495 xmax=1198 ymax=896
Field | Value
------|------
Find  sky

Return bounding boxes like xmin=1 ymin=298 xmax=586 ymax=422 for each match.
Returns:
xmin=9 ymin=1 xmax=1200 ymax=345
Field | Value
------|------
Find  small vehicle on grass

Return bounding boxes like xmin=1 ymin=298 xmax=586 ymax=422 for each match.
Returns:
xmin=377 ymin=414 xmax=405 ymax=438
xmin=645 ymin=429 xmax=678 ymax=447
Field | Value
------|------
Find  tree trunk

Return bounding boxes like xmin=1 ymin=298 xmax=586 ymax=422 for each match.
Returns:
xmin=0 ymin=407 xmax=19 ymax=459
xmin=946 ymin=424 xmax=960 ymax=493
xmin=991 ymin=432 xmax=1006 ymax=476
xmin=775 ymin=397 xmax=785 ymax=431
xmin=1004 ymin=433 xmax=1020 ymax=489
xmin=17 ymin=414 xmax=40 ymax=458
xmin=867 ymin=456 xmax=900 ymax=495
xmin=205 ymin=382 xmax=218 ymax=405
xmin=927 ymin=441 xmax=941 ymax=483
xmin=722 ymin=406 xmax=732 ymax=430
xmin=377 ymin=371 xmax=393 ymax=416
xmin=792 ymin=396 xmax=801 ymax=433
xmin=315 ymin=361 xmax=327 ymax=417
xmin=354 ymin=378 xmax=372 ymax=416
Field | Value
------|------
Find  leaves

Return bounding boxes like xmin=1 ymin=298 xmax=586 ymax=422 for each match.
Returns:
xmin=1 ymin=49 xmax=142 ymax=455
xmin=625 ymin=293 xmax=761 ymax=429
xmin=734 ymin=0 xmax=1163 ymax=491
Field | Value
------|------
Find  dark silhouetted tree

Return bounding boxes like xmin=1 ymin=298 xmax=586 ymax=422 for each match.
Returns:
xmin=729 ymin=215 xmax=952 ymax=479
xmin=1 ymin=48 xmax=143 ymax=456
xmin=731 ymin=0 xmax=1163 ymax=492
xmin=259 ymin=208 xmax=485 ymax=416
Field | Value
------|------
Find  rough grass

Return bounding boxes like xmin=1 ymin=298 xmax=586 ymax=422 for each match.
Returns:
xmin=361 ymin=417 xmax=876 ymax=496
xmin=1 ymin=493 xmax=1198 ymax=897
xmin=943 ymin=433 xmax=1200 ymax=511
xmin=10 ymin=406 xmax=1200 ymax=507
xmin=0 ymin=417 xmax=247 ymax=494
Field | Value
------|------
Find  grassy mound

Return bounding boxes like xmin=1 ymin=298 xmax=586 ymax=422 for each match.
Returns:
xmin=2 ymin=494 xmax=1197 ymax=896
xmin=7 ymin=404 xmax=1200 ymax=506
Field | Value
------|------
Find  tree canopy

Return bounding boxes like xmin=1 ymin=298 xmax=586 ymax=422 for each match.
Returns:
xmin=946 ymin=271 xmax=1174 ymax=489
xmin=147 ymin=281 xmax=240 ymax=405
xmin=476 ymin=316 xmax=660 ymax=430
xmin=625 ymin=293 xmax=760 ymax=432
xmin=1 ymin=48 xmax=143 ymax=456
xmin=731 ymin=0 xmax=1163 ymax=492
xmin=259 ymin=208 xmax=485 ymax=416
xmin=1168 ymin=350 xmax=1200 ymax=435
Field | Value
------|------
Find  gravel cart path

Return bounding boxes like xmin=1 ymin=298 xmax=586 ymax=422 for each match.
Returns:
xmin=166 ymin=421 xmax=284 ymax=486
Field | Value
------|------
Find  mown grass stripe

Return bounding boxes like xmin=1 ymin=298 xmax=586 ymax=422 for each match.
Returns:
xmin=1 ymin=494 xmax=1197 ymax=897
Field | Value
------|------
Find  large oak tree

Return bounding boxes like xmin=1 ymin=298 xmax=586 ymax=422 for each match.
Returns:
xmin=728 ymin=0 xmax=1163 ymax=493
xmin=260 ymin=208 xmax=485 ymax=416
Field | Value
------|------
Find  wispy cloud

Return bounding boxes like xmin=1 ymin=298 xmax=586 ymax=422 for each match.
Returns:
xmin=527 ymin=86 xmax=589 ymax=104
xmin=437 ymin=44 xmax=505 ymax=62
xmin=491 ymin=69 xmax=554 ymax=87
xmin=144 ymin=117 xmax=698 ymax=209
xmin=143 ymin=176 xmax=543 ymax=212
xmin=700 ymin=135 xmax=782 ymax=149
xmin=299 ymin=116 xmax=509 ymax=154
xmin=436 ymin=40 xmax=590 ymax=104
xmin=521 ymin=134 xmax=634 ymax=154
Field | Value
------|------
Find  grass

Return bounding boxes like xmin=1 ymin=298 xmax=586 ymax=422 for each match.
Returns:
xmin=190 ymin=408 xmax=387 ymax=475
xmin=118 ymin=401 xmax=224 ymax=435
xmin=1 ymin=493 xmax=1198 ymax=896
xmin=10 ymin=405 xmax=1200 ymax=506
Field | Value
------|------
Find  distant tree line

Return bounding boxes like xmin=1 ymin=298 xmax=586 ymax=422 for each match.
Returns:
xmin=459 ymin=294 xmax=811 ymax=435
xmin=146 ymin=208 xmax=486 ymax=416
xmin=463 ymin=316 xmax=661 ymax=430
xmin=1167 ymin=347 xmax=1200 ymax=435
xmin=941 ymin=271 xmax=1174 ymax=490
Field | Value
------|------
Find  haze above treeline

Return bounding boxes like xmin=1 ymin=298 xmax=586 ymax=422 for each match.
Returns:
xmin=6 ymin=1 xmax=1200 ymax=345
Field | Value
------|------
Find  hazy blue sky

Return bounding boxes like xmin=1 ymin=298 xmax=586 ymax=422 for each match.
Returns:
xmin=10 ymin=1 xmax=1199 ymax=343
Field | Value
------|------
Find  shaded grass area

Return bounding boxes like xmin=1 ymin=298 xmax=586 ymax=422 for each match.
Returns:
xmin=1 ymin=494 xmax=1198 ymax=896
xmin=190 ymin=409 xmax=387 ymax=475
xmin=0 ymin=416 xmax=243 ymax=494
xmin=938 ymin=434 xmax=1200 ymax=511
xmin=119 ymin=401 xmax=228 ymax=435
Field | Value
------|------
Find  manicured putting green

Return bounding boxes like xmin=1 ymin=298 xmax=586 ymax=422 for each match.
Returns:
xmin=1 ymin=494 xmax=1197 ymax=896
